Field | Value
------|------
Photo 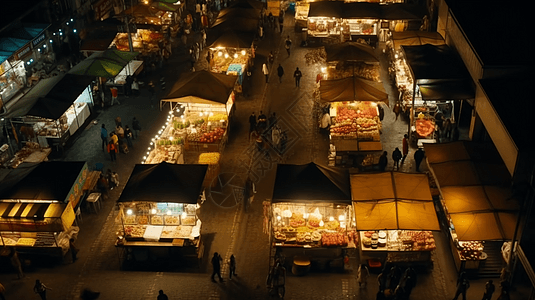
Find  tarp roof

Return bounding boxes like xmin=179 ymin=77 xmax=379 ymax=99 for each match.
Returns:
xmin=272 ymin=163 xmax=351 ymax=203
xmin=68 ymin=49 xmax=139 ymax=78
xmin=217 ymin=7 xmax=261 ymax=19
xmin=401 ymin=44 xmax=472 ymax=82
xmin=319 ymin=76 xmax=388 ymax=103
xmin=117 ymin=163 xmax=208 ymax=203
xmin=210 ymin=16 xmax=259 ymax=33
xmin=79 ymin=18 xmax=121 ymax=52
xmin=308 ymin=2 xmax=426 ymax=19
xmin=450 ymin=212 xmax=517 ymax=241
xmin=392 ymin=31 xmax=444 ymax=51
xmin=419 ymin=80 xmax=474 ymax=100
xmin=0 ymin=161 xmax=86 ymax=201
xmin=208 ymin=30 xmax=255 ymax=49
xmin=351 ymin=172 xmax=440 ymax=231
xmin=442 ymin=186 xmax=520 ymax=213
xmin=26 ymin=74 xmax=94 ymax=119
xmin=0 ymin=23 xmax=49 ymax=64
xmin=324 ymin=42 xmax=378 ymax=63
xmin=162 ymin=70 xmax=237 ymax=104
xmin=381 ymin=4 xmax=428 ymax=20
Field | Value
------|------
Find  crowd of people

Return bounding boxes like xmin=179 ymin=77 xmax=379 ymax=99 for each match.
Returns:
xmin=249 ymin=111 xmax=287 ymax=158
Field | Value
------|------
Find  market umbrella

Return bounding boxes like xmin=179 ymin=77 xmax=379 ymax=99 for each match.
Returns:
xmin=319 ymin=76 xmax=388 ymax=103
xmin=162 ymin=70 xmax=238 ymax=105
xmin=150 ymin=1 xmax=178 ymax=12
xmin=324 ymin=42 xmax=379 ymax=63
xmin=68 ymin=49 xmax=139 ymax=77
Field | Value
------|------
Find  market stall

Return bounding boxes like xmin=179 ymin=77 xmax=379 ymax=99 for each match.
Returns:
xmin=395 ymin=45 xmax=474 ymax=142
xmin=269 ymin=163 xmax=357 ymax=273
xmin=320 ymin=42 xmax=380 ymax=82
xmin=319 ymin=77 xmax=387 ymax=152
xmin=351 ymin=172 xmax=440 ymax=265
xmin=115 ymin=163 xmax=207 ymax=264
xmin=423 ymin=141 xmax=519 ymax=273
xmin=0 ymin=161 xmax=87 ymax=259
xmin=157 ymin=71 xmax=237 ymax=157
xmin=3 ymin=142 xmax=51 ymax=169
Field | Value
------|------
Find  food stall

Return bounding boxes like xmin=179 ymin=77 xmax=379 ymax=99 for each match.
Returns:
xmin=396 ymin=45 xmax=475 ymax=142
xmin=423 ymin=141 xmax=519 ymax=273
xmin=269 ymin=163 xmax=357 ymax=272
xmin=207 ymin=31 xmax=255 ymax=85
xmin=105 ymin=60 xmax=144 ymax=95
xmin=115 ymin=163 xmax=207 ymax=265
xmin=159 ymin=71 xmax=237 ymax=156
xmin=3 ymin=142 xmax=51 ymax=169
xmin=0 ymin=161 xmax=88 ymax=259
xmin=351 ymin=172 xmax=440 ymax=266
xmin=319 ymin=77 xmax=387 ymax=152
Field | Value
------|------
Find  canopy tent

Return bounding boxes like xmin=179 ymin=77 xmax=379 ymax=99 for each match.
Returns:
xmin=208 ymin=30 xmax=255 ymax=49
xmin=227 ymin=0 xmax=264 ymax=11
xmin=79 ymin=18 xmax=121 ymax=53
xmin=0 ymin=161 xmax=87 ymax=201
xmin=0 ymin=23 xmax=50 ymax=64
xmin=309 ymin=2 xmax=425 ymax=19
xmin=0 ymin=202 xmax=71 ymax=232
xmin=424 ymin=141 xmax=518 ymax=240
xmin=26 ymin=74 xmax=94 ymax=119
xmin=161 ymin=70 xmax=237 ymax=105
xmin=418 ymin=80 xmax=475 ymax=100
xmin=381 ymin=4 xmax=428 ymax=20
xmin=150 ymin=1 xmax=179 ymax=11
xmin=324 ymin=42 xmax=379 ymax=63
xmin=351 ymin=172 xmax=440 ymax=231
xmin=117 ymin=162 xmax=208 ymax=204
xmin=391 ymin=31 xmax=444 ymax=51
xmin=319 ymin=76 xmax=388 ymax=103
xmin=272 ymin=163 xmax=351 ymax=203
xmin=210 ymin=16 xmax=259 ymax=34
xmin=68 ymin=49 xmax=139 ymax=77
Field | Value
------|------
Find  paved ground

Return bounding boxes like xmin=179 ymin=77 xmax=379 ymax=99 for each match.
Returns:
xmin=0 ymin=9 xmax=530 ymax=300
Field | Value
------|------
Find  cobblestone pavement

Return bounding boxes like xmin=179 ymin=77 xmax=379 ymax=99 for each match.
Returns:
xmin=0 ymin=10 xmax=530 ymax=300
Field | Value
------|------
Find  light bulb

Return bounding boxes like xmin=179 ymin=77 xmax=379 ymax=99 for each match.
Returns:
xmin=126 ymin=209 xmax=133 ymax=215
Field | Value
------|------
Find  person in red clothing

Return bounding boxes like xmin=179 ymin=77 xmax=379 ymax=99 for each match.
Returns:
xmin=401 ymin=134 xmax=409 ymax=163
xmin=110 ymin=86 xmax=120 ymax=105
xmin=107 ymin=141 xmax=118 ymax=161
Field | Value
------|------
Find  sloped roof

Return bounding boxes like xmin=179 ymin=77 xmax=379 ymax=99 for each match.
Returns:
xmin=162 ymin=70 xmax=237 ymax=104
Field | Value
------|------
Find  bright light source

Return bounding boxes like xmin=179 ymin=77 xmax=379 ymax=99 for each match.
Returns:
xmin=151 ymin=209 xmax=157 ymax=214
xmin=338 ymin=215 xmax=345 ymax=221
xmin=126 ymin=209 xmax=133 ymax=215
xmin=166 ymin=210 xmax=172 ymax=215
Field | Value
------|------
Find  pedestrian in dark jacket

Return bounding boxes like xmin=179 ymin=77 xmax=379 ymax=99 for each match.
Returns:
xmin=379 ymin=151 xmax=388 ymax=172
xmin=249 ymin=112 xmax=257 ymax=134
xmin=211 ymin=252 xmax=223 ymax=282
xmin=132 ymin=117 xmax=141 ymax=139
xmin=279 ymin=13 xmax=284 ymax=32
xmin=107 ymin=141 xmax=118 ymax=162
xmin=229 ymin=254 xmax=237 ymax=279
xmin=285 ymin=36 xmax=292 ymax=55
xmin=157 ymin=290 xmax=169 ymax=300
xmin=402 ymin=134 xmax=409 ymax=163
xmin=33 ymin=280 xmax=51 ymax=300
xmin=293 ymin=67 xmax=302 ymax=87
xmin=453 ymin=276 xmax=470 ymax=300
xmin=101 ymin=124 xmax=108 ymax=151
xmin=482 ymin=280 xmax=495 ymax=300
xmin=124 ymin=125 xmax=133 ymax=148
xmin=414 ymin=147 xmax=425 ymax=172
xmin=392 ymin=148 xmax=402 ymax=170
xmin=277 ymin=64 xmax=284 ymax=83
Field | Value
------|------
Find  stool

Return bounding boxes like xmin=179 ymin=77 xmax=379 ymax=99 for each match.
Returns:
xmin=86 ymin=193 xmax=101 ymax=213
xmin=292 ymin=255 xmax=311 ymax=276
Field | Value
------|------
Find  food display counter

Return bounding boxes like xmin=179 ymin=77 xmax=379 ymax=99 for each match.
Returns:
xmin=105 ymin=60 xmax=144 ymax=94
xmin=112 ymin=29 xmax=164 ymax=55
xmin=359 ymin=230 xmax=436 ymax=264
xmin=4 ymin=142 xmax=51 ymax=169
xmin=329 ymin=101 xmax=382 ymax=152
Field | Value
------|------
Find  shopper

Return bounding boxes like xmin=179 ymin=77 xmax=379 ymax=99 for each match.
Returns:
xmin=272 ymin=126 xmax=281 ymax=150
xmin=262 ymin=63 xmax=269 ymax=83
xmin=157 ymin=290 xmax=169 ymax=300
xmin=211 ymin=252 xmax=223 ymax=282
xmin=379 ymin=151 xmax=388 ymax=172
xmin=110 ymin=86 xmax=120 ymax=105
xmin=111 ymin=172 xmax=120 ymax=188
xmin=293 ymin=67 xmax=302 ymax=87
xmin=482 ymin=280 xmax=495 ymax=300
xmin=414 ymin=147 xmax=425 ymax=172
xmin=110 ymin=132 xmax=119 ymax=149
xmin=132 ymin=117 xmax=141 ymax=139
xmin=115 ymin=116 xmax=122 ymax=127
xmin=131 ymin=78 xmax=140 ymax=97
xmin=453 ymin=274 xmax=470 ymax=300
xmin=107 ymin=139 xmax=118 ymax=162
xmin=69 ymin=238 xmax=79 ymax=262
xmin=229 ymin=254 xmax=237 ymax=279
xmin=258 ymin=111 xmax=267 ymax=132
xmin=392 ymin=148 xmax=402 ymax=170
xmin=249 ymin=112 xmax=257 ymax=134
xmin=268 ymin=51 xmax=274 ymax=65
xmin=277 ymin=64 xmax=284 ymax=83
xmin=285 ymin=36 xmax=292 ymax=56
xmin=402 ymin=134 xmax=409 ymax=163
xmin=357 ymin=264 xmax=370 ymax=287
xmin=393 ymin=103 xmax=401 ymax=121
xmin=100 ymin=124 xmax=108 ymax=151
xmin=124 ymin=125 xmax=133 ymax=148
xmin=33 ymin=279 xmax=52 ymax=300
xmin=279 ymin=13 xmax=284 ymax=33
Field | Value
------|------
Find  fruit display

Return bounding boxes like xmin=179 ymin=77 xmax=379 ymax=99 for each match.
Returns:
xmin=330 ymin=102 xmax=381 ymax=141
xmin=361 ymin=230 xmax=437 ymax=252
xmin=458 ymin=241 xmax=483 ymax=260
xmin=321 ymin=232 xmax=348 ymax=247
xmin=415 ymin=118 xmax=435 ymax=138
xmin=199 ymin=152 xmax=220 ymax=165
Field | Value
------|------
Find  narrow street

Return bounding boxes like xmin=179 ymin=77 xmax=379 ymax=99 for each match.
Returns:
xmin=0 ymin=9 xmax=527 ymax=300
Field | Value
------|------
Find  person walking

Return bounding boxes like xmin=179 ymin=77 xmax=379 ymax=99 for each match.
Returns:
xmin=357 ymin=264 xmax=370 ymax=287
xmin=229 ymin=254 xmax=237 ymax=280
xmin=453 ymin=274 xmax=470 ymax=300
xmin=285 ymin=36 xmax=292 ymax=56
xmin=278 ymin=13 xmax=284 ymax=33
xmin=157 ymin=290 xmax=169 ymax=300
xmin=33 ymin=279 xmax=52 ymax=300
xmin=101 ymin=124 xmax=108 ymax=151
xmin=262 ymin=63 xmax=269 ymax=83
xmin=268 ymin=51 xmax=274 ymax=65
xmin=125 ymin=126 xmax=133 ymax=148
xmin=211 ymin=252 xmax=223 ymax=282
xmin=249 ymin=112 xmax=257 ymax=134
xmin=402 ymin=134 xmax=409 ymax=163
xmin=9 ymin=248 xmax=24 ymax=279
xmin=414 ymin=147 xmax=425 ymax=172
xmin=107 ymin=139 xmax=118 ymax=162
xmin=393 ymin=103 xmax=401 ymax=121
xmin=293 ymin=67 xmax=302 ymax=87
xmin=131 ymin=78 xmax=140 ymax=97
xmin=379 ymin=151 xmax=388 ymax=172
xmin=115 ymin=116 xmax=122 ymax=127
xmin=110 ymin=86 xmax=120 ymax=105
xmin=392 ymin=147 xmax=402 ymax=170
xmin=132 ymin=117 xmax=141 ymax=139
xmin=277 ymin=64 xmax=284 ymax=83
xmin=69 ymin=238 xmax=79 ymax=262
xmin=482 ymin=280 xmax=495 ymax=300
xmin=272 ymin=126 xmax=281 ymax=151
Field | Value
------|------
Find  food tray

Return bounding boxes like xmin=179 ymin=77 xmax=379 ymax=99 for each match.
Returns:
xmin=164 ymin=215 xmax=180 ymax=225
xmin=151 ymin=215 xmax=164 ymax=225
xmin=181 ymin=215 xmax=196 ymax=226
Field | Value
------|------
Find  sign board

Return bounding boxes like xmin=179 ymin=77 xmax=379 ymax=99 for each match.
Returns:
xmin=32 ymin=34 xmax=46 ymax=47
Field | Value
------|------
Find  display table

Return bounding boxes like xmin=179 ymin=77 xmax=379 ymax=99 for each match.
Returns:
xmin=359 ymin=231 xmax=434 ymax=266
